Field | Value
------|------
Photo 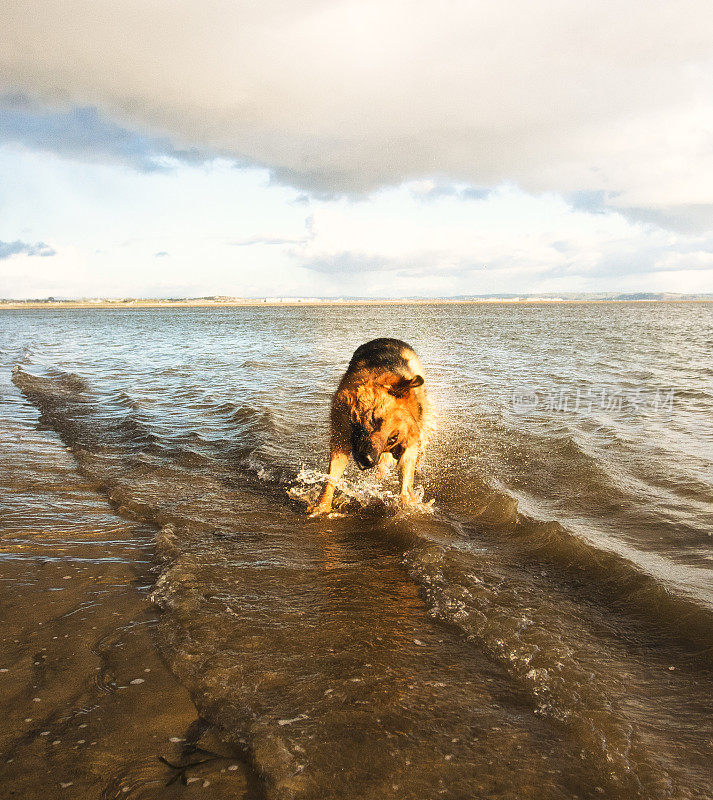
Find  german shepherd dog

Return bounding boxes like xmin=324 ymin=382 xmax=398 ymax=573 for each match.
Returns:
xmin=310 ymin=338 xmax=433 ymax=515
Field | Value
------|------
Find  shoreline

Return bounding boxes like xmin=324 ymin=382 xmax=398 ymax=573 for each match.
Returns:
xmin=1 ymin=298 xmax=712 ymax=310
xmin=0 ymin=389 xmax=252 ymax=798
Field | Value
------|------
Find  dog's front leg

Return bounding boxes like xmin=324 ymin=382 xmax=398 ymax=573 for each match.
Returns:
xmin=310 ymin=449 xmax=350 ymax=516
xmin=376 ymin=451 xmax=396 ymax=480
xmin=397 ymin=446 xmax=419 ymax=505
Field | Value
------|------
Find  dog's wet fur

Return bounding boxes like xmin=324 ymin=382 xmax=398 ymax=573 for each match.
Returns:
xmin=311 ymin=338 xmax=434 ymax=515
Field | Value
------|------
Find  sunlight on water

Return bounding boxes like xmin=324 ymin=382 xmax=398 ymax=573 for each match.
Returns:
xmin=2 ymin=303 xmax=712 ymax=799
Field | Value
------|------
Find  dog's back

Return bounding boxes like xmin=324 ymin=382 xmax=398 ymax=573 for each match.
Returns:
xmin=347 ymin=338 xmax=424 ymax=380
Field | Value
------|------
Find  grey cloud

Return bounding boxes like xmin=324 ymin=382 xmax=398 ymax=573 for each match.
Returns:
xmin=302 ymin=251 xmax=461 ymax=276
xmin=562 ymin=189 xmax=713 ymax=234
xmin=2 ymin=2 xmax=713 ymax=231
xmin=411 ymin=184 xmax=492 ymax=202
xmin=301 ymin=252 xmax=391 ymax=275
xmin=0 ymin=239 xmax=55 ymax=259
xmin=565 ymin=191 xmax=612 ymax=215
xmin=613 ymin=205 xmax=713 ymax=235
xmin=562 ymin=192 xmax=713 ymax=235
xmin=0 ymin=94 xmax=209 ymax=171
xmin=461 ymin=187 xmax=492 ymax=201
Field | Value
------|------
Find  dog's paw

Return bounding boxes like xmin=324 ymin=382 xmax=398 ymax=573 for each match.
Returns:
xmin=308 ymin=504 xmax=331 ymax=517
xmin=399 ymin=492 xmax=417 ymax=506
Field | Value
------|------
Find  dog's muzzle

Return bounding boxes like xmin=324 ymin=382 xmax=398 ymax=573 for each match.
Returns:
xmin=354 ymin=451 xmax=377 ymax=470
xmin=351 ymin=427 xmax=379 ymax=470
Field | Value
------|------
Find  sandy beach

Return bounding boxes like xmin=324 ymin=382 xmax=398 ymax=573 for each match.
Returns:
xmin=2 ymin=299 xmax=577 ymax=310
xmin=0 ymin=407 xmax=253 ymax=798
xmin=1 ymin=298 xmax=711 ymax=310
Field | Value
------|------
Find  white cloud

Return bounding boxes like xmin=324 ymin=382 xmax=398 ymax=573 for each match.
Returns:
xmin=2 ymin=0 xmax=713 ymax=230
xmin=289 ymin=184 xmax=713 ymax=295
xmin=1 ymin=141 xmax=710 ymax=299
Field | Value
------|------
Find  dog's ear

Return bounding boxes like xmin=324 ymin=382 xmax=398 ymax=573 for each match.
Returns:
xmin=388 ymin=375 xmax=424 ymax=398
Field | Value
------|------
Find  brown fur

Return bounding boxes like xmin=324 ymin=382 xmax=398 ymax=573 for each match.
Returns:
xmin=310 ymin=340 xmax=433 ymax=515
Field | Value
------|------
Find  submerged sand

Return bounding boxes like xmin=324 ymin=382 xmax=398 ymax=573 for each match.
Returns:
xmin=0 ymin=427 xmax=254 ymax=798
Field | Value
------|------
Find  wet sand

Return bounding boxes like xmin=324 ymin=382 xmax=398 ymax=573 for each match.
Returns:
xmin=0 ymin=416 xmax=254 ymax=799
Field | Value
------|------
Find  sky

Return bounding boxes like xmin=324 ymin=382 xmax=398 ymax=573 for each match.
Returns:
xmin=1 ymin=0 xmax=713 ymax=298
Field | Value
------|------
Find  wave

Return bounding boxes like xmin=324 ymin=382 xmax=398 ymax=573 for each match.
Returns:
xmin=422 ymin=468 xmax=713 ymax=657
xmin=12 ymin=364 xmax=713 ymax=799
xmin=111 ymin=389 xmax=142 ymax=410
xmin=17 ymin=364 xmax=709 ymax=657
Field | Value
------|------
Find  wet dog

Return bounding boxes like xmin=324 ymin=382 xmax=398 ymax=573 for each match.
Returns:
xmin=310 ymin=338 xmax=433 ymax=515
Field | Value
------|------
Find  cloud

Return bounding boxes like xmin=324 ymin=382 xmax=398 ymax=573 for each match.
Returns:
xmin=302 ymin=251 xmax=501 ymax=283
xmin=0 ymin=94 xmax=207 ymax=171
xmin=229 ymin=215 xmax=315 ymax=247
xmin=1 ymin=1 xmax=713 ymax=230
xmin=230 ymin=235 xmax=308 ymax=247
xmin=0 ymin=239 xmax=55 ymax=259
xmin=409 ymin=182 xmax=492 ymax=202
xmin=564 ymin=191 xmax=612 ymax=215
xmin=286 ymin=181 xmax=713 ymax=295
xmin=302 ymin=251 xmax=406 ymax=274
xmin=612 ymin=205 xmax=713 ymax=235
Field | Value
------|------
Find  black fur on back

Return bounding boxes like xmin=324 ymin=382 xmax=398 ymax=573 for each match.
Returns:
xmin=347 ymin=338 xmax=417 ymax=376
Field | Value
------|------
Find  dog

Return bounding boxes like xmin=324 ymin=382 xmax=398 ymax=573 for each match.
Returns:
xmin=310 ymin=338 xmax=433 ymax=515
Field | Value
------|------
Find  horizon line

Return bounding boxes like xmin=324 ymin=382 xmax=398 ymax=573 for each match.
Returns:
xmin=2 ymin=293 xmax=713 ymax=310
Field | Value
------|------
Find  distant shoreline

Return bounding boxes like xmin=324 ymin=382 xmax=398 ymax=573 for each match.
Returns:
xmin=2 ymin=298 xmax=712 ymax=309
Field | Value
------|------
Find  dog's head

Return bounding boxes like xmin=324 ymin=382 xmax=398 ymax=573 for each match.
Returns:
xmin=343 ymin=373 xmax=424 ymax=470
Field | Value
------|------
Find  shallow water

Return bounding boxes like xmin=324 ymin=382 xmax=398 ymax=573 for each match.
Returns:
xmin=2 ymin=303 xmax=712 ymax=799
